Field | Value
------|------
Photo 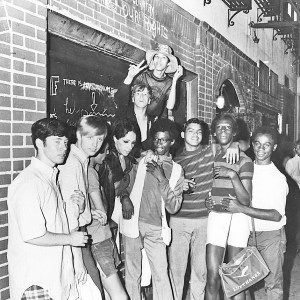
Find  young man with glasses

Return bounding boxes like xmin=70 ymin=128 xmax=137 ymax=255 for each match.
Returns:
xmin=122 ymin=118 xmax=184 ymax=300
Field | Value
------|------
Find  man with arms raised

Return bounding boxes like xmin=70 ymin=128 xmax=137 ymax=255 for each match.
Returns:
xmin=8 ymin=118 xmax=88 ymax=300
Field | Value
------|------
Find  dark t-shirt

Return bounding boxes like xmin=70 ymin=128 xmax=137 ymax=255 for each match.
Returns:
xmin=134 ymin=70 xmax=172 ymax=118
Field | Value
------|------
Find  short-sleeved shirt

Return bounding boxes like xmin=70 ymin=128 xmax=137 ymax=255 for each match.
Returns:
xmin=211 ymin=149 xmax=254 ymax=205
xmin=173 ymin=145 xmax=214 ymax=218
xmin=58 ymin=144 xmax=91 ymax=230
xmin=87 ymin=166 xmax=112 ymax=244
xmin=8 ymin=157 xmax=77 ymax=300
xmin=252 ymin=162 xmax=288 ymax=231
xmin=134 ymin=70 xmax=172 ymax=118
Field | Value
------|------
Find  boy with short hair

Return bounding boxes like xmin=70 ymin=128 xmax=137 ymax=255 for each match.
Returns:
xmin=122 ymin=118 xmax=184 ymax=300
xmin=8 ymin=118 xmax=88 ymax=300
xmin=169 ymin=117 xmax=244 ymax=300
xmin=58 ymin=115 xmax=107 ymax=288
xmin=225 ymin=126 xmax=288 ymax=300
xmin=205 ymin=113 xmax=253 ymax=300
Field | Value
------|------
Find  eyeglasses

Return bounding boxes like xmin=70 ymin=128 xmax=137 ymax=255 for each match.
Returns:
xmin=153 ymin=138 xmax=171 ymax=144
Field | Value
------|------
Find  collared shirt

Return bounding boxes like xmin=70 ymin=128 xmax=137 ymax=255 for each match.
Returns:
xmin=8 ymin=157 xmax=77 ymax=300
xmin=138 ymin=155 xmax=184 ymax=227
xmin=252 ymin=162 xmax=288 ymax=231
xmin=58 ymin=144 xmax=91 ymax=230
xmin=285 ymin=155 xmax=300 ymax=188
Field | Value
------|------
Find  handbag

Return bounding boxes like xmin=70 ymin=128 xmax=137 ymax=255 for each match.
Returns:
xmin=219 ymin=216 xmax=270 ymax=298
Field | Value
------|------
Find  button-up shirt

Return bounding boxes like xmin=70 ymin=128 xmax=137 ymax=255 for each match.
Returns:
xmin=8 ymin=157 xmax=77 ymax=300
xmin=58 ymin=144 xmax=91 ymax=231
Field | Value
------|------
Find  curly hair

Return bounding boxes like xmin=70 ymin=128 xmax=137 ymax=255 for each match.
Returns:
xmin=150 ymin=118 xmax=179 ymax=141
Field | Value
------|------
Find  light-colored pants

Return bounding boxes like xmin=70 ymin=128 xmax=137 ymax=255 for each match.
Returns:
xmin=248 ymin=228 xmax=286 ymax=300
xmin=169 ymin=217 xmax=207 ymax=300
xmin=123 ymin=221 xmax=173 ymax=300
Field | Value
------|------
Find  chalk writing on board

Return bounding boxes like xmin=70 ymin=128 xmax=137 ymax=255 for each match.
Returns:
xmin=50 ymin=76 xmax=59 ymax=96
xmin=49 ymin=75 xmax=117 ymax=124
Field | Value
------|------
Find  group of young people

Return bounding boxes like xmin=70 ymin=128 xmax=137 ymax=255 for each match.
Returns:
xmin=7 ymin=41 xmax=288 ymax=300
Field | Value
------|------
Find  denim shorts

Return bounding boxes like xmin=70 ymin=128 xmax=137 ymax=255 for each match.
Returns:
xmin=91 ymin=238 xmax=120 ymax=278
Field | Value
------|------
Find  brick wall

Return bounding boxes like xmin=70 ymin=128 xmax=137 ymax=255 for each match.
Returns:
xmin=0 ymin=0 xmax=286 ymax=298
xmin=0 ymin=0 xmax=48 ymax=298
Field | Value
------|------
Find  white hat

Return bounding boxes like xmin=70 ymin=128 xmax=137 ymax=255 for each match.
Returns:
xmin=146 ymin=44 xmax=178 ymax=74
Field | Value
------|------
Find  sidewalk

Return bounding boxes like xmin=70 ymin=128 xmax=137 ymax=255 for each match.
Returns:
xmin=250 ymin=246 xmax=300 ymax=300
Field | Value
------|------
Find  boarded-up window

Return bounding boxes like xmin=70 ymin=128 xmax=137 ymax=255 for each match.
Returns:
xmin=259 ymin=60 xmax=269 ymax=93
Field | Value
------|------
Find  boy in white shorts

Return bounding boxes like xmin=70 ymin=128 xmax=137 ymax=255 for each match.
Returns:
xmin=205 ymin=114 xmax=253 ymax=300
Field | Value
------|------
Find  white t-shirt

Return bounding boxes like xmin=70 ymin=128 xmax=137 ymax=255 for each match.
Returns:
xmin=8 ymin=158 xmax=77 ymax=300
xmin=251 ymin=162 xmax=288 ymax=231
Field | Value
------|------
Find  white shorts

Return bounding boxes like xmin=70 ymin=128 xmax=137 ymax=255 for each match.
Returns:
xmin=206 ymin=211 xmax=250 ymax=248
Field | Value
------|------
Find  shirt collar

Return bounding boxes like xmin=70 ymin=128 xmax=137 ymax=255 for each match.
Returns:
xmin=31 ymin=157 xmax=58 ymax=181
xmin=70 ymin=144 xmax=89 ymax=164
xmin=158 ymin=154 xmax=173 ymax=163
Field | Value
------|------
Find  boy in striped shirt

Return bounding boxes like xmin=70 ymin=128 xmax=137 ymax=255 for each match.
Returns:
xmin=168 ymin=117 xmax=245 ymax=300
xmin=205 ymin=114 xmax=253 ymax=300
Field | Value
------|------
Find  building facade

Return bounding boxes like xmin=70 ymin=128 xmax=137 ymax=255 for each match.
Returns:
xmin=0 ymin=0 xmax=297 ymax=298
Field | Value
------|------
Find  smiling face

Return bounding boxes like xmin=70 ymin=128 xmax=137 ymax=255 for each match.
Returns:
xmin=215 ymin=119 xmax=235 ymax=146
xmin=184 ymin=123 xmax=203 ymax=149
xmin=133 ymin=87 xmax=150 ymax=109
xmin=114 ymin=131 xmax=137 ymax=157
xmin=152 ymin=53 xmax=169 ymax=72
xmin=76 ymin=124 xmax=106 ymax=158
xmin=37 ymin=135 xmax=69 ymax=167
xmin=153 ymin=131 xmax=174 ymax=156
xmin=253 ymin=133 xmax=277 ymax=165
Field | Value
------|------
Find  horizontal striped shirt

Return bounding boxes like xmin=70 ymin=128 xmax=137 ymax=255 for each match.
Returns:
xmin=211 ymin=149 xmax=253 ymax=207
xmin=173 ymin=145 xmax=214 ymax=218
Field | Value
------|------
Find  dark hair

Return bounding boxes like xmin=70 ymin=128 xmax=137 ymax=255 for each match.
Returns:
xmin=131 ymin=84 xmax=152 ymax=100
xmin=182 ymin=118 xmax=210 ymax=145
xmin=252 ymin=126 xmax=278 ymax=145
xmin=76 ymin=115 xmax=107 ymax=136
xmin=183 ymin=118 xmax=204 ymax=132
xmin=111 ymin=118 xmax=141 ymax=158
xmin=112 ymin=118 xmax=141 ymax=141
xmin=31 ymin=118 xmax=70 ymax=150
xmin=150 ymin=118 xmax=179 ymax=141
xmin=211 ymin=113 xmax=238 ymax=136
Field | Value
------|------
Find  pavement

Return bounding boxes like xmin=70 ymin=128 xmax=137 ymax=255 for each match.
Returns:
xmin=249 ymin=246 xmax=300 ymax=300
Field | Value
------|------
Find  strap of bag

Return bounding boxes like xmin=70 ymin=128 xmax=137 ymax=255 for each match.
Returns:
xmin=250 ymin=213 xmax=257 ymax=247
xmin=221 ymin=204 xmax=258 ymax=264
xmin=221 ymin=214 xmax=233 ymax=264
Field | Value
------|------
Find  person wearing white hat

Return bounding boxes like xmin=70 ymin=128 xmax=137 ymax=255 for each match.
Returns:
xmin=123 ymin=44 xmax=183 ymax=120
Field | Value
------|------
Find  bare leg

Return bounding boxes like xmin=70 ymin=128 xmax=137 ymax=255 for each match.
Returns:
xmin=205 ymin=243 xmax=225 ymax=300
xmin=102 ymin=272 xmax=128 ymax=300
xmin=227 ymin=245 xmax=246 ymax=300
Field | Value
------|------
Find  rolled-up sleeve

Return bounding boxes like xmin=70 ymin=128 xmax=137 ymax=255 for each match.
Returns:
xmin=159 ymin=168 xmax=184 ymax=214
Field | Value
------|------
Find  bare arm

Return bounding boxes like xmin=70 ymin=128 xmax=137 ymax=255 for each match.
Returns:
xmin=26 ymin=230 xmax=88 ymax=247
xmin=214 ymin=167 xmax=252 ymax=206
xmin=225 ymin=198 xmax=282 ymax=222
xmin=166 ymin=66 xmax=183 ymax=120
